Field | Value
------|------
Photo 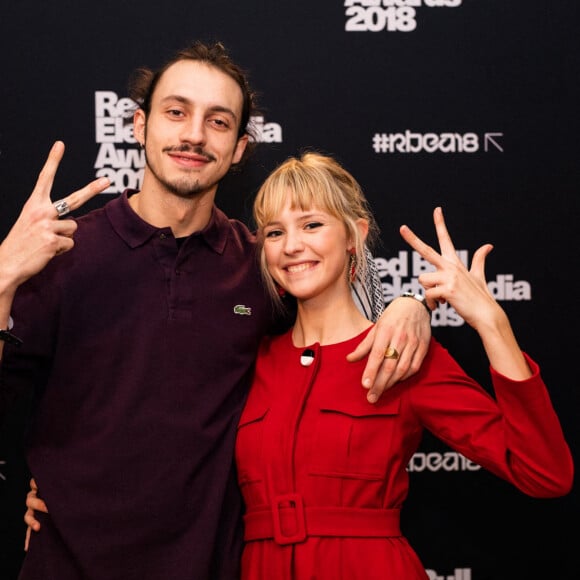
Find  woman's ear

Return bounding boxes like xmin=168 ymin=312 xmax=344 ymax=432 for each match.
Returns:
xmin=354 ymin=218 xmax=369 ymax=245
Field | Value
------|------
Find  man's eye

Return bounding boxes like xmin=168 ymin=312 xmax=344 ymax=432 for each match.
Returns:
xmin=168 ymin=109 xmax=184 ymax=117
xmin=210 ymin=118 xmax=230 ymax=129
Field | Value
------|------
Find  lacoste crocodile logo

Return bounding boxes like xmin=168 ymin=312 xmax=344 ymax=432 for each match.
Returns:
xmin=233 ymin=304 xmax=252 ymax=316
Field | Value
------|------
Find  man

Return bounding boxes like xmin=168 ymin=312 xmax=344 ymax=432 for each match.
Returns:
xmin=0 ymin=41 xmax=431 ymax=579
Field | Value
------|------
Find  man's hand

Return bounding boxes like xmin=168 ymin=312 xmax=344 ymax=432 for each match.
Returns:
xmin=347 ymin=296 xmax=431 ymax=403
xmin=0 ymin=141 xmax=110 ymax=359
xmin=23 ymin=478 xmax=48 ymax=551
xmin=0 ymin=141 xmax=110 ymax=293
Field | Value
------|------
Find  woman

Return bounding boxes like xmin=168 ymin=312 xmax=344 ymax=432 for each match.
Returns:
xmin=235 ymin=152 xmax=573 ymax=579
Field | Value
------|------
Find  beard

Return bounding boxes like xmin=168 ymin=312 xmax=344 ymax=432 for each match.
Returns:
xmin=152 ymin=171 xmax=205 ymax=199
xmin=143 ymin=144 xmax=220 ymax=199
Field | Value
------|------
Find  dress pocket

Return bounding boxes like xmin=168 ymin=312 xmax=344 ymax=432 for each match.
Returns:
xmin=309 ymin=397 xmax=401 ymax=480
xmin=236 ymin=402 xmax=269 ymax=506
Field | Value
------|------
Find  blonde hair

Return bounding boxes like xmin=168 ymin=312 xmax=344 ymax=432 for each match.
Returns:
xmin=253 ymin=151 xmax=380 ymax=307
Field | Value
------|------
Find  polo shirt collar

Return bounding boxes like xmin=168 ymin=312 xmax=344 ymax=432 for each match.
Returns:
xmin=106 ymin=189 xmax=230 ymax=254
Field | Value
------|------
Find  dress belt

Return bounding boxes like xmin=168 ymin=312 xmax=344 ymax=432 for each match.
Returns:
xmin=244 ymin=497 xmax=401 ymax=546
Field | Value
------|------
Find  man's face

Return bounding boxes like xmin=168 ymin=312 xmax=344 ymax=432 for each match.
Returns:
xmin=134 ymin=60 xmax=248 ymax=199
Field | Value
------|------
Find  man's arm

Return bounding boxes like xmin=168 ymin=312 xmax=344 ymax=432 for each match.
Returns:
xmin=0 ymin=142 xmax=108 ymax=548
xmin=0 ymin=141 xmax=109 ymax=359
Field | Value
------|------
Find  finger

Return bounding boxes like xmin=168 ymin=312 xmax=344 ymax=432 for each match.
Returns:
xmin=470 ymin=243 xmax=493 ymax=281
xmin=366 ymin=341 xmax=419 ymax=402
xmin=56 ymin=176 xmax=110 ymax=216
xmin=363 ymin=336 xmax=406 ymax=403
xmin=347 ymin=330 xmax=391 ymax=398
xmin=53 ymin=218 xmax=79 ymax=237
xmin=31 ymin=141 xmax=66 ymax=204
xmin=362 ymin=344 xmax=394 ymax=398
xmin=366 ymin=360 xmax=400 ymax=402
xmin=432 ymin=206 xmax=457 ymax=258
xmin=24 ymin=507 xmax=42 ymax=530
xmin=399 ymin=224 xmax=445 ymax=270
xmin=26 ymin=495 xmax=48 ymax=513
xmin=397 ymin=336 xmax=428 ymax=381
xmin=24 ymin=526 xmax=31 ymax=552
xmin=368 ymin=332 xmax=431 ymax=401
xmin=345 ymin=326 xmax=376 ymax=362
xmin=349 ymin=323 xmax=404 ymax=399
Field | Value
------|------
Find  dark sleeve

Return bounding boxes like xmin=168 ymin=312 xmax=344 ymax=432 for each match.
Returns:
xmin=209 ymin=460 xmax=244 ymax=579
xmin=0 ymin=269 xmax=56 ymax=426
xmin=268 ymin=295 xmax=297 ymax=336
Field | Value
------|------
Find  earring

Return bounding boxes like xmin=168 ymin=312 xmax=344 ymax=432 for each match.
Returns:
xmin=275 ymin=281 xmax=286 ymax=298
xmin=349 ymin=250 xmax=357 ymax=284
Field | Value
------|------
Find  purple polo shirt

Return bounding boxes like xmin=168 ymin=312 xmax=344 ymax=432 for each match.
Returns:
xmin=1 ymin=190 xmax=277 ymax=579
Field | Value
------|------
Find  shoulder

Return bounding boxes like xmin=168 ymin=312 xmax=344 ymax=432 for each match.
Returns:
xmin=258 ymin=331 xmax=289 ymax=355
xmin=220 ymin=211 xmax=257 ymax=246
xmin=75 ymin=194 xmax=120 ymax=234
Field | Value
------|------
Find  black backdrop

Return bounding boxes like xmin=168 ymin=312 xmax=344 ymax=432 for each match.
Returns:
xmin=1 ymin=2 xmax=578 ymax=578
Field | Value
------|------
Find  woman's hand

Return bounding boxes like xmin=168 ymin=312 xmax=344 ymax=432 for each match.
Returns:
xmin=23 ymin=478 xmax=48 ymax=551
xmin=400 ymin=207 xmax=531 ymax=379
xmin=399 ymin=206 xmax=498 ymax=330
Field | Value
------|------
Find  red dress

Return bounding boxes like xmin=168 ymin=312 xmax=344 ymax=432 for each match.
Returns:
xmin=235 ymin=329 xmax=573 ymax=580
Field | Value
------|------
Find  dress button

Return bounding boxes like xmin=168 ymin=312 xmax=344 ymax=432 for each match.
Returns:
xmin=300 ymin=349 xmax=315 ymax=366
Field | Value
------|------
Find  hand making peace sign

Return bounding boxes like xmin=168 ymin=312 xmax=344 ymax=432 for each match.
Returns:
xmin=400 ymin=207 xmax=531 ymax=380
xmin=0 ymin=141 xmax=110 ymax=292
xmin=399 ymin=206 xmax=499 ymax=331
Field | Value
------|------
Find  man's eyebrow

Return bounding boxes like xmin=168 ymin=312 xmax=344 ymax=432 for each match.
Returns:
xmin=160 ymin=95 xmax=238 ymax=122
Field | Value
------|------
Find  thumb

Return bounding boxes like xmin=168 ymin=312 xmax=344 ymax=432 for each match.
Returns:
xmin=470 ymin=243 xmax=493 ymax=282
xmin=345 ymin=325 xmax=375 ymax=361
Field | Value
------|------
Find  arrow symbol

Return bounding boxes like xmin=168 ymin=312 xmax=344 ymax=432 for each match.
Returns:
xmin=484 ymin=132 xmax=504 ymax=152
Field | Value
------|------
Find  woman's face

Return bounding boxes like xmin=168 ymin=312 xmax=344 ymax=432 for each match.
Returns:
xmin=262 ymin=199 xmax=352 ymax=303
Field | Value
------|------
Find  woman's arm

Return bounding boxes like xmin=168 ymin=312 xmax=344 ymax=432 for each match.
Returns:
xmin=400 ymin=206 xmax=530 ymax=379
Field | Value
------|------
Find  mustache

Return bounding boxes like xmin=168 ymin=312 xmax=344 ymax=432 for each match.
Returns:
xmin=162 ymin=145 xmax=217 ymax=162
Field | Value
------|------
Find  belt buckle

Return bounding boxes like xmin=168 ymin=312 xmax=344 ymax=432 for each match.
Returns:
xmin=271 ymin=493 xmax=306 ymax=545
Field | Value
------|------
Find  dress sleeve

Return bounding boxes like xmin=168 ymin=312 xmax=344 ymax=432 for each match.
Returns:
xmin=408 ymin=339 xmax=574 ymax=498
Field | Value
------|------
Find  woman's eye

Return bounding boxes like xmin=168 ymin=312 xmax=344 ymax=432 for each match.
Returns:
xmin=265 ymin=229 xmax=282 ymax=238
xmin=304 ymin=222 xmax=323 ymax=230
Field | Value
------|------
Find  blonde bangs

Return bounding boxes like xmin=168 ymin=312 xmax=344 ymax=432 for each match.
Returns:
xmin=254 ymin=156 xmax=350 ymax=231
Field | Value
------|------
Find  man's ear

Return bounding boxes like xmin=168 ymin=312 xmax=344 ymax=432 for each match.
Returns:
xmin=133 ymin=109 xmax=146 ymax=146
xmin=232 ymin=135 xmax=249 ymax=164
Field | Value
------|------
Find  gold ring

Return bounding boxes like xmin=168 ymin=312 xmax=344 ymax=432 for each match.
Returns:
xmin=384 ymin=346 xmax=399 ymax=360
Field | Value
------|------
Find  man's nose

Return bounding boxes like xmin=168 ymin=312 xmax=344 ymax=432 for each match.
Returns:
xmin=179 ymin=116 xmax=206 ymax=144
